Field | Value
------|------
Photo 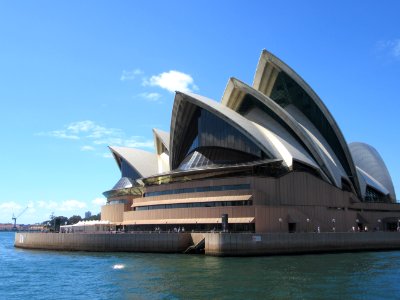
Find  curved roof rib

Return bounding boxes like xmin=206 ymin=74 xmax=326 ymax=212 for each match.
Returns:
xmin=221 ymin=77 xmax=348 ymax=187
xmin=152 ymin=128 xmax=170 ymax=173
xmin=349 ymin=142 xmax=396 ymax=201
xmin=109 ymin=146 xmax=159 ymax=178
xmin=170 ymin=91 xmax=319 ymax=171
xmin=153 ymin=128 xmax=170 ymax=153
xmin=253 ymin=49 xmax=361 ymax=197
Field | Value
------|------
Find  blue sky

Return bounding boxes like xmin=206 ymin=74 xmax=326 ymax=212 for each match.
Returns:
xmin=0 ymin=1 xmax=399 ymax=224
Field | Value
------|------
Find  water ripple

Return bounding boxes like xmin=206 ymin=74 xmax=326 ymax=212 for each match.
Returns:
xmin=2 ymin=232 xmax=400 ymax=299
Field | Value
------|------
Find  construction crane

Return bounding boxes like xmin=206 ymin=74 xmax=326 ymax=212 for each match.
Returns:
xmin=12 ymin=206 xmax=28 ymax=230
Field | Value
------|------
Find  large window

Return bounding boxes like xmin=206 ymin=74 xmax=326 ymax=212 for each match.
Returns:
xmin=176 ymin=108 xmax=266 ymax=170
xmin=365 ymin=186 xmax=389 ymax=203
xmin=269 ymin=72 xmax=352 ymax=178
xmin=121 ymin=158 xmax=141 ymax=180
xmin=134 ymin=200 xmax=252 ymax=211
xmin=144 ymin=183 xmax=250 ymax=197
xmin=108 ymin=199 xmax=129 ymax=205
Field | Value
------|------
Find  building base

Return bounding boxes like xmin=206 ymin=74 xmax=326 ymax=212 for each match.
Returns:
xmin=14 ymin=232 xmax=400 ymax=256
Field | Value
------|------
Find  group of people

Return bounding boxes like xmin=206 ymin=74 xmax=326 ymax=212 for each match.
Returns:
xmin=153 ymin=226 xmax=186 ymax=233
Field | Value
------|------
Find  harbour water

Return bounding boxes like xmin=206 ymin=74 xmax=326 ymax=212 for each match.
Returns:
xmin=1 ymin=232 xmax=400 ymax=299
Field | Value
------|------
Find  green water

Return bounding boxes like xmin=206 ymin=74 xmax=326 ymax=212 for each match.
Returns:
xmin=1 ymin=231 xmax=399 ymax=299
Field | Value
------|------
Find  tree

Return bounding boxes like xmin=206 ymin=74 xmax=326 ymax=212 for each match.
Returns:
xmin=85 ymin=213 xmax=101 ymax=221
xmin=68 ymin=215 xmax=82 ymax=225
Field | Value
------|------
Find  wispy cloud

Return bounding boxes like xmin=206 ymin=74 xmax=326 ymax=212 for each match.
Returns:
xmin=376 ymin=39 xmax=400 ymax=60
xmin=0 ymin=198 xmax=108 ymax=223
xmin=37 ymin=199 xmax=87 ymax=212
xmin=143 ymin=70 xmax=198 ymax=93
xmin=0 ymin=201 xmax=22 ymax=212
xmin=92 ymin=197 xmax=107 ymax=206
xmin=81 ymin=145 xmax=95 ymax=151
xmin=100 ymin=152 xmax=113 ymax=159
xmin=36 ymin=130 xmax=80 ymax=140
xmin=138 ymin=92 xmax=162 ymax=102
xmin=68 ymin=121 xmax=122 ymax=139
xmin=37 ymin=120 xmax=154 ymax=157
xmin=120 ymin=69 xmax=143 ymax=81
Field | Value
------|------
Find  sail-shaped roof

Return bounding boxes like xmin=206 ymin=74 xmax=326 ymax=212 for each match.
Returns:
xmin=109 ymin=146 xmax=158 ymax=178
xmin=170 ymin=91 xmax=320 ymax=171
xmin=350 ymin=142 xmax=396 ymax=201
xmin=253 ymin=49 xmax=361 ymax=197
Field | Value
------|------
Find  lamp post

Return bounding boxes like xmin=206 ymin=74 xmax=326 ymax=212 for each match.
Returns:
xmin=377 ymin=219 xmax=382 ymax=231
xmin=306 ymin=218 xmax=310 ymax=232
xmin=355 ymin=219 xmax=359 ymax=232
xmin=278 ymin=218 xmax=283 ymax=232
xmin=332 ymin=218 xmax=336 ymax=232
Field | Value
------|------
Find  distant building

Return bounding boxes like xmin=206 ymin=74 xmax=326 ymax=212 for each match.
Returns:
xmin=0 ymin=223 xmax=14 ymax=231
xmin=101 ymin=50 xmax=399 ymax=233
xmin=85 ymin=211 xmax=92 ymax=219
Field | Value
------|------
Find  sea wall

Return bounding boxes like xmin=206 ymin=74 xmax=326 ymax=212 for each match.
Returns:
xmin=14 ymin=232 xmax=400 ymax=256
xmin=204 ymin=232 xmax=400 ymax=256
xmin=14 ymin=232 xmax=192 ymax=253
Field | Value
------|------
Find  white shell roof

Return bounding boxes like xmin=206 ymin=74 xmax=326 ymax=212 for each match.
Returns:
xmin=356 ymin=166 xmax=390 ymax=197
xmin=109 ymin=146 xmax=159 ymax=178
xmin=170 ymin=91 xmax=319 ymax=169
xmin=252 ymin=49 xmax=361 ymax=197
xmin=153 ymin=128 xmax=170 ymax=151
xmin=221 ymin=77 xmax=350 ymax=186
xmin=350 ymin=142 xmax=396 ymax=200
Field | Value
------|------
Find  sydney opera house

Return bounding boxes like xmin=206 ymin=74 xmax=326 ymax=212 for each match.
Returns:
xmin=101 ymin=50 xmax=398 ymax=234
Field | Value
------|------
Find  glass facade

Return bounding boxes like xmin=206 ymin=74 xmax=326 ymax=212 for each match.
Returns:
xmin=111 ymin=177 xmax=135 ymax=190
xmin=179 ymin=148 xmax=260 ymax=170
xmin=134 ymin=200 xmax=252 ymax=211
xmin=269 ymin=72 xmax=352 ymax=178
xmin=176 ymin=108 xmax=266 ymax=170
xmin=365 ymin=186 xmax=390 ymax=203
xmin=121 ymin=158 xmax=141 ymax=180
xmin=144 ymin=183 xmax=250 ymax=197
xmin=108 ymin=199 xmax=129 ymax=205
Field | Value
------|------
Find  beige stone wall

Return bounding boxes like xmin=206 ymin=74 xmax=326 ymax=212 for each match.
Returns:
xmin=14 ymin=232 xmax=400 ymax=256
xmin=102 ymin=171 xmax=400 ymax=234
xmin=15 ymin=232 xmax=192 ymax=253
xmin=101 ymin=203 xmax=128 ymax=222
xmin=204 ymin=232 xmax=400 ymax=256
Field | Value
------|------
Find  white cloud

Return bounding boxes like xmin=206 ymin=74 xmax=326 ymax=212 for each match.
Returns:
xmin=92 ymin=197 xmax=107 ymax=206
xmin=393 ymin=40 xmax=400 ymax=57
xmin=93 ymin=136 xmax=154 ymax=149
xmin=376 ymin=39 xmax=400 ymax=59
xmin=37 ymin=120 xmax=120 ymax=141
xmin=81 ymin=145 xmax=95 ymax=151
xmin=124 ymin=138 xmax=154 ymax=148
xmin=36 ymin=130 xmax=80 ymax=140
xmin=0 ymin=201 xmax=22 ymax=212
xmin=37 ymin=120 xmax=154 ymax=156
xmin=101 ymin=152 xmax=113 ymax=159
xmin=36 ymin=199 xmax=87 ymax=212
xmin=139 ymin=92 xmax=162 ymax=101
xmin=120 ymin=69 xmax=143 ymax=81
xmin=143 ymin=70 xmax=198 ymax=93
xmin=67 ymin=120 xmax=122 ymax=139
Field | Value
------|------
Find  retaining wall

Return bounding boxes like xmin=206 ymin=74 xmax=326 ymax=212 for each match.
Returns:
xmin=204 ymin=232 xmax=400 ymax=256
xmin=14 ymin=232 xmax=192 ymax=253
xmin=14 ymin=232 xmax=400 ymax=256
